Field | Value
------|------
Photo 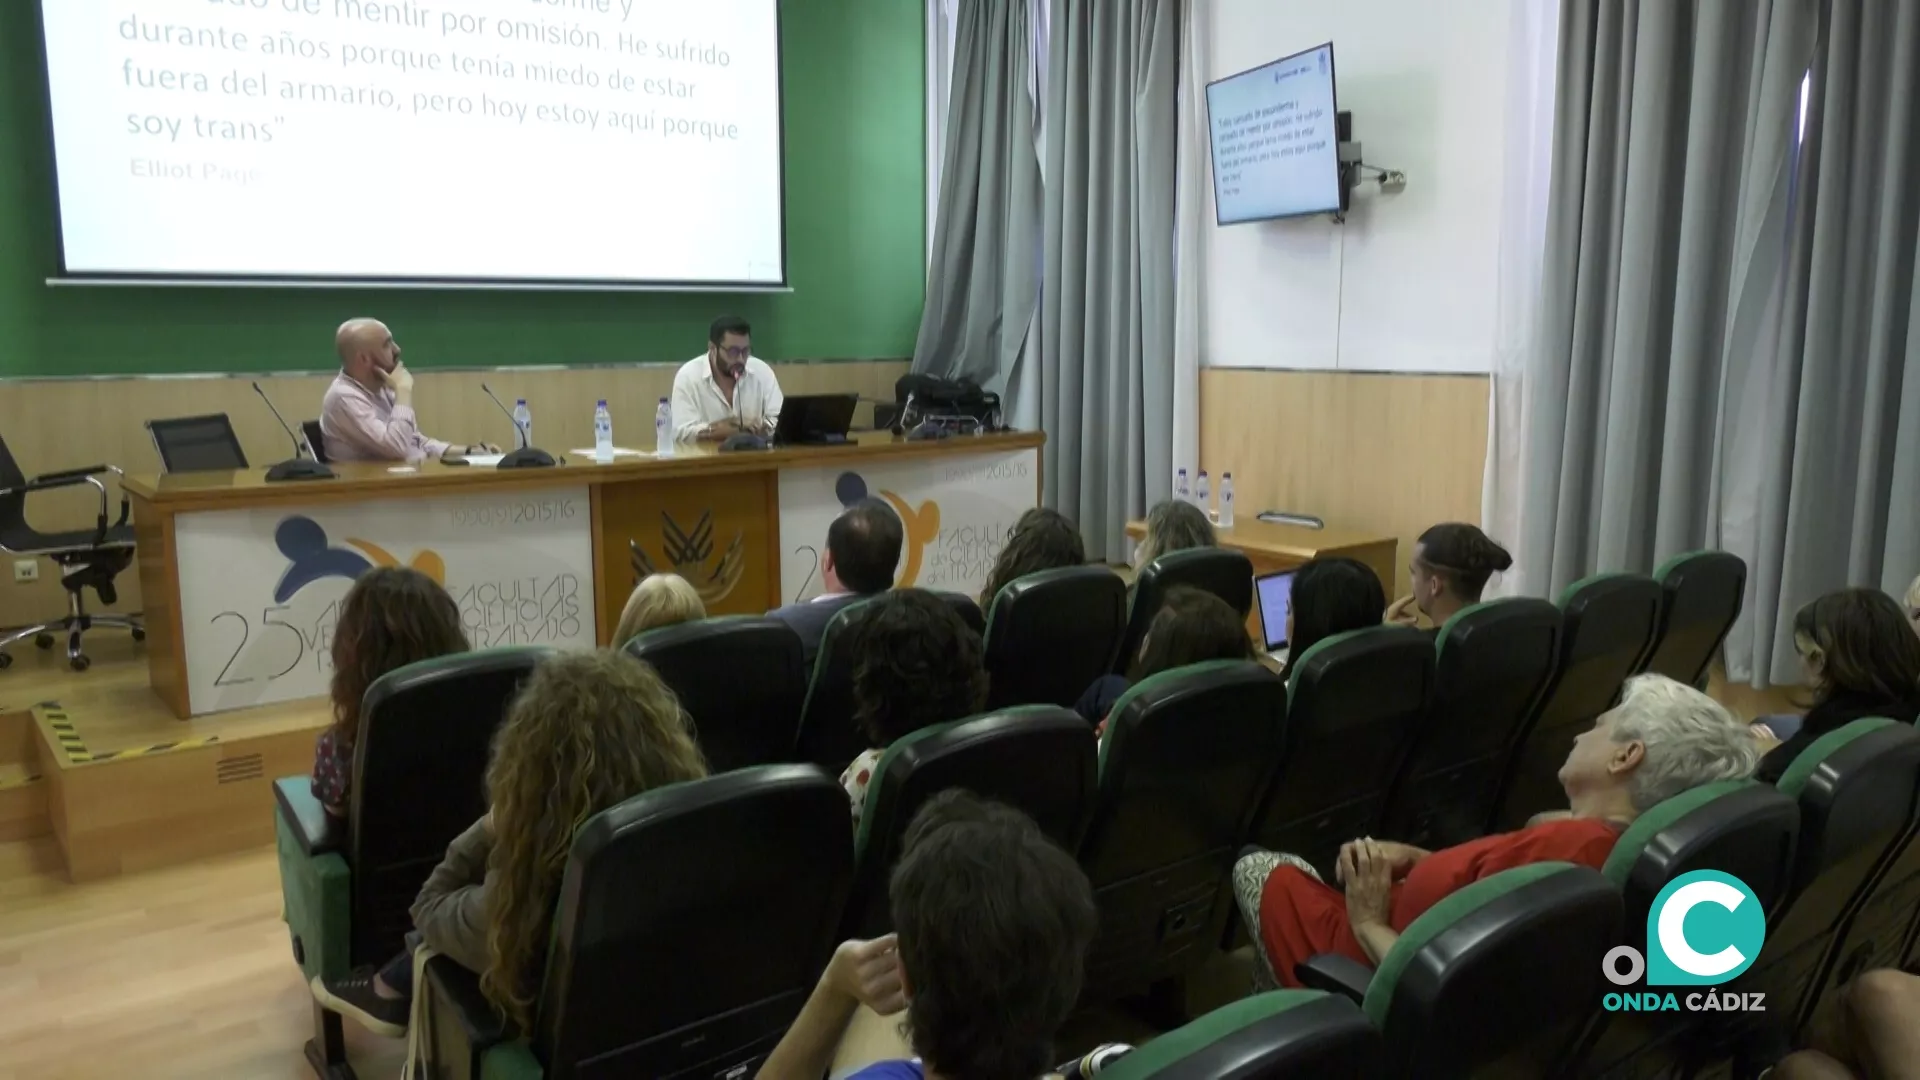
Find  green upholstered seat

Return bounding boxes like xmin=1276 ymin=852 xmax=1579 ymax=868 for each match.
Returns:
xmin=1096 ymin=990 xmax=1379 ymax=1078
xmin=983 ymin=566 xmax=1127 ymax=710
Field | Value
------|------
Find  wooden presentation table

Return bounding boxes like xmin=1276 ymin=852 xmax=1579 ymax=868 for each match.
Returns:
xmin=123 ymin=430 xmax=1044 ymax=719
xmin=1123 ymin=516 xmax=1398 ymax=640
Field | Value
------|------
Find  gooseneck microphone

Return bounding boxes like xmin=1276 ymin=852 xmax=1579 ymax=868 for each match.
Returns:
xmin=252 ymin=381 xmax=334 ymax=482
xmin=478 ymin=383 xmax=557 ymax=469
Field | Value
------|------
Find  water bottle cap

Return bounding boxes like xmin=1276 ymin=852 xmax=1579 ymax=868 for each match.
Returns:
xmin=597 ymin=400 xmax=607 ymax=407
xmin=1223 ymin=471 xmax=1232 ymax=479
xmin=1198 ymin=470 xmax=1208 ymax=476
xmin=659 ymin=397 xmax=669 ymax=403
xmin=516 ymin=398 xmax=526 ymax=405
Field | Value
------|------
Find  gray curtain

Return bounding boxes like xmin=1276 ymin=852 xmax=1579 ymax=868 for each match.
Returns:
xmin=912 ymin=0 xmax=1041 ymax=393
xmin=1723 ymin=0 xmax=1920 ymax=683
xmin=1037 ymin=0 xmax=1180 ymax=562
xmin=1520 ymin=2 xmax=1815 ymax=595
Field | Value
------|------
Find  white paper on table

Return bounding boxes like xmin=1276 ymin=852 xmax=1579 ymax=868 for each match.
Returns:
xmin=570 ymin=447 xmax=655 ymax=460
xmin=461 ymin=454 xmax=507 ymax=467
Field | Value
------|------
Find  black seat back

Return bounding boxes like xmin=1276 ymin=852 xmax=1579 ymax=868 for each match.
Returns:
xmin=1371 ymin=864 xmax=1623 ymax=1076
xmin=984 ymin=567 xmax=1128 ymax=709
xmin=1114 ymin=548 xmax=1254 ymax=672
xmin=1758 ymin=721 xmax=1920 ymax=1032
xmin=1079 ymin=660 xmax=1286 ymax=995
xmin=1494 ymin=573 xmax=1662 ymax=829
xmin=1250 ymin=628 xmax=1434 ymax=872
xmin=145 ymin=413 xmax=249 ymax=472
xmin=939 ymin=591 xmax=986 ymax=636
xmin=1641 ymin=551 xmax=1747 ymax=687
xmin=535 ymin=766 xmax=853 ymax=1079
xmin=1382 ymin=599 xmax=1561 ymax=847
xmin=1097 ymin=991 xmax=1381 ymax=1078
xmin=0 ymin=433 xmax=28 ymax=537
xmin=301 ymin=419 xmax=331 ymax=464
xmin=792 ymin=598 xmax=882 ymax=772
xmin=348 ymin=647 xmax=551 ymax=964
xmin=841 ymin=707 xmax=1095 ymax=939
xmin=625 ymin=616 xmax=806 ymax=774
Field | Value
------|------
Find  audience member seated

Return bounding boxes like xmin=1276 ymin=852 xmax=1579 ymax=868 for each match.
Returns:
xmin=311 ymin=650 xmax=708 ymax=1036
xmin=769 ymin=497 xmax=904 ymax=666
xmin=1131 ymin=499 xmax=1215 ymax=574
xmin=1233 ymin=674 xmax=1758 ymax=989
xmin=1280 ymin=556 xmax=1388 ymax=678
xmin=612 ymin=572 xmax=706 ymax=647
xmin=1773 ymin=969 xmax=1920 ymax=1080
xmin=1073 ymin=586 xmax=1255 ymax=728
xmin=840 ymin=590 xmax=989 ymax=831
xmin=1752 ymin=588 xmax=1920 ymax=782
xmin=757 ymin=791 xmax=1114 ymax=1080
xmin=1386 ymin=522 xmax=1514 ymax=632
xmin=311 ymin=567 xmax=469 ymax=820
xmin=320 ymin=318 xmax=497 ymax=464
xmin=978 ymin=507 xmax=1088 ymax=611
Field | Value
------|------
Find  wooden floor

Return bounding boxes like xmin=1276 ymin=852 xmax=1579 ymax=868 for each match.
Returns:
xmin=0 ymin=838 xmax=403 ymax=1080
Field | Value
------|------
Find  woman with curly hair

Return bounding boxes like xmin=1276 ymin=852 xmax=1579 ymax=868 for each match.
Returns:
xmin=839 ymin=589 xmax=990 ymax=831
xmin=312 ymin=649 xmax=708 ymax=1037
xmin=977 ymin=507 xmax=1087 ymax=611
xmin=312 ymin=566 xmax=469 ymax=819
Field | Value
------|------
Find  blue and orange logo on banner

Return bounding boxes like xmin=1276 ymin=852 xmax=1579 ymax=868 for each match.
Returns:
xmin=272 ymin=515 xmax=445 ymax=603
xmin=836 ymin=472 xmax=938 ymax=587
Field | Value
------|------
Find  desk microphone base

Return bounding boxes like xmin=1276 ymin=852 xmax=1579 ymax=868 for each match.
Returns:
xmin=264 ymin=458 xmax=335 ymax=482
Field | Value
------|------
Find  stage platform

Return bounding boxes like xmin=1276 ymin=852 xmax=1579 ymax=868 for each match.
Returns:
xmin=0 ymin=635 xmax=324 ymax=881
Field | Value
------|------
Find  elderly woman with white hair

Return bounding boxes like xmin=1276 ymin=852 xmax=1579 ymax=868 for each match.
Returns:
xmin=1233 ymin=674 xmax=1761 ymax=989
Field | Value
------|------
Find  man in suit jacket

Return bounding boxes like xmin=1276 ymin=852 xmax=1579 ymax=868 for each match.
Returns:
xmin=769 ymin=497 xmax=904 ymax=666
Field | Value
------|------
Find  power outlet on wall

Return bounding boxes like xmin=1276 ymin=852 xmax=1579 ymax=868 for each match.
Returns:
xmin=12 ymin=559 xmax=38 ymax=583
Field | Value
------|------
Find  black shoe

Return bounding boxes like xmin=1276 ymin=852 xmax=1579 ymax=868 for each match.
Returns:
xmin=311 ymin=969 xmax=409 ymax=1037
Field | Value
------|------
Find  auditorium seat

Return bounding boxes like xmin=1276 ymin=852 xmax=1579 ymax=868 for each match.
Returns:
xmin=839 ymin=707 xmax=1094 ymax=939
xmin=421 ymin=765 xmax=853 ymax=1080
xmin=1640 ymin=550 xmax=1747 ymax=687
xmin=1491 ymin=572 xmax=1663 ymax=830
xmin=624 ymin=616 xmax=806 ymax=773
xmin=1247 ymin=628 xmax=1434 ymax=874
xmin=273 ymin=646 xmax=551 ymax=1076
xmin=1095 ymin=990 xmax=1381 ymax=1078
xmin=792 ymin=598 xmax=880 ymax=773
xmin=1296 ymin=863 xmax=1622 ymax=1078
xmin=939 ymin=590 xmax=987 ymax=637
xmin=1379 ymin=598 xmax=1561 ymax=848
xmin=1731 ymin=719 xmax=1920 ymax=1053
xmin=1113 ymin=548 xmax=1254 ymax=673
xmin=1078 ymin=660 xmax=1285 ymax=997
xmin=983 ymin=566 xmax=1127 ymax=709
xmin=1565 ymin=780 xmax=1799 ymax=1076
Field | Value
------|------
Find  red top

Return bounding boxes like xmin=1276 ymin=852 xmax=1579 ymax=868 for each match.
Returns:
xmin=1257 ymin=817 xmax=1621 ymax=988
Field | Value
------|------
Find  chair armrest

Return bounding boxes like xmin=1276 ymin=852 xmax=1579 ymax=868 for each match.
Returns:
xmin=33 ymin=463 xmax=115 ymax=485
xmin=480 ymin=1041 xmax=545 ymax=1080
xmin=427 ymin=955 xmax=518 ymax=1080
xmin=1295 ymin=953 xmax=1374 ymax=1003
xmin=274 ymin=776 xmax=341 ymax=856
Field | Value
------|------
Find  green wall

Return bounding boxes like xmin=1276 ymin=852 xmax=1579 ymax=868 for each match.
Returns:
xmin=0 ymin=2 xmax=924 ymax=377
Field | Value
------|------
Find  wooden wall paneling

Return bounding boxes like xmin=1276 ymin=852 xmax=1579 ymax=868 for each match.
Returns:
xmin=594 ymin=472 xmax=780 ymax=640
xmin=1198 ymin=369 xmax=1489 ymax=600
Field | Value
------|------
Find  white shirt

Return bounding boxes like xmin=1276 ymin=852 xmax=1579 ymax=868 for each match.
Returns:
xmin=669 ymin=354 xmax=783 ymax=440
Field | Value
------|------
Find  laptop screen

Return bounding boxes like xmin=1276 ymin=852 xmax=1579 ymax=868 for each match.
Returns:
xmin=1255 ymin=570 xmax=1296 ymax=651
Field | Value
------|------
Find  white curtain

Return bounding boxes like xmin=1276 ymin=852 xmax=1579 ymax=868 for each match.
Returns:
xmin=1480 ymin=0 xmax=1563 ymax=599
xmin=1169 ymin=0 xmax=1208 ymax=502
xmin=926 ymin=0 xmax=959 ymax=266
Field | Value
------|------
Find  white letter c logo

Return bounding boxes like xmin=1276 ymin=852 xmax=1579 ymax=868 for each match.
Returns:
xmin=1657 ymin=879 xmax=1747 ymax=978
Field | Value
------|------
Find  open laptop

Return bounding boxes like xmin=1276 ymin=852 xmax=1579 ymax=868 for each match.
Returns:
xmin=773 ymin=393 xmax=858 ymax=446
xmin=1255 ymin=569 xmax=1296 ymax=661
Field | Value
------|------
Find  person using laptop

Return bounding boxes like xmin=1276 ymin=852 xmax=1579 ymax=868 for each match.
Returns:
xmin=767 ymin=498 xmax=902 ymax=666
xmin=670 ymin=315 xmax=784 ymax=441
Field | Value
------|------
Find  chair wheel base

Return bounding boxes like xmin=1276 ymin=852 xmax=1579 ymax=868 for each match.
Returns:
xmin=34 ymin=633 xmax=53 ymax=650
xmin=0 ymin=652 xmax=11 ymax=670
xmin=303 ymin=1039 xmax=359 ymax=1080
xmin=69 ymin=655 xmax=91 ymax=672
xmin=131 ymin=627 xmax=146 ymax=642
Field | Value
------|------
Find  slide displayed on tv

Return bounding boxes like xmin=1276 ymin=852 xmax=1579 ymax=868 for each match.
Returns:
xmin=1206 ymin=43 xmax=1339 ymax=225
xmin=38 ymin=0 xmax=786 ymax=287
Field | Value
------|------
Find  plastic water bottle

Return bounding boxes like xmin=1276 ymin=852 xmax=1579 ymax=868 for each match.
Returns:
xmin=1220 ymin=472 xmax=1235 ymax=529
xmin=512 ymin=399 xmax=531 ymax=450
xmin=654 ymin=397 xmax=673 ymax=457
xmin=593 ymin=400 xmax=613 ymax=461
xmin=1175 ymin=467 xmax=1190 ymax=504
xmin=1196 ymin=470 xmax=1211 ymax=518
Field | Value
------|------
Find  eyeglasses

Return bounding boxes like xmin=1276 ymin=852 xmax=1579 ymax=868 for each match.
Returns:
xmin=717 ymin=345 xmax=751 ymax=360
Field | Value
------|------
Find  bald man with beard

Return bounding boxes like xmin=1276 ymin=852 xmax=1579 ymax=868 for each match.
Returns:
xmin=318 ymin=318 xmax=497 ymax=464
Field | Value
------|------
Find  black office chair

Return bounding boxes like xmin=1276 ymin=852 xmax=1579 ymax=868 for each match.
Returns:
xmin=145 ymin=413 xmax=249 ymax=473
xmin=422 ymin=765 xmax=854 ymax=1080
xmin=625 ymin=617 xmax=807 ymax=774
xmin=301 ymin=420 xmax=331 ymax=464
xmin=1639 ymin=550 xmax=1747 ymax=687
xmin=983 ymin=566 xmax=1128 ymax=709
xmin=0 ymin=433 xmax=141 ymax=672
xmin=274 ymin=646 xmax=552 ymax=1078
xmin=1114 ymin=548 xmax=1255 ymax=673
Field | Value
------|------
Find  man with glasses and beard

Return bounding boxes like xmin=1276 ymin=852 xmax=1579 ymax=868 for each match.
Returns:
xmin=669 ymin=314 xmax=784 ymax=441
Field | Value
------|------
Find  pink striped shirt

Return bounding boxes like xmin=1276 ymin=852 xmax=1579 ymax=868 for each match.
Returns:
xmin=319 ymin=372 xmax=451 ymax=464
